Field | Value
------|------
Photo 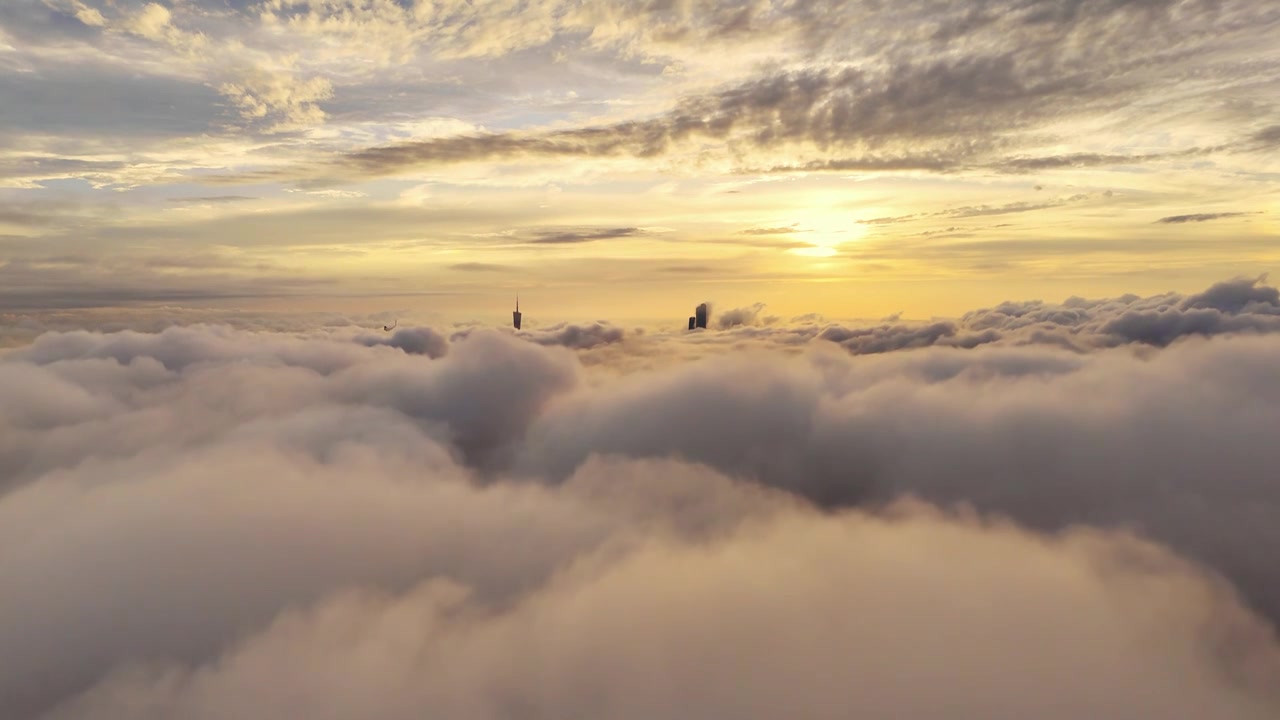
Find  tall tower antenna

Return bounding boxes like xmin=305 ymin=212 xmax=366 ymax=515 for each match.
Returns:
xmin=513 ymin=293 xmax=523 ymax=330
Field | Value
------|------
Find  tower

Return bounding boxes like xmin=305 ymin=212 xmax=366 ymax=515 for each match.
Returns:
xmin=695 ymin=303 xmax=708 ymax=329
xmin=688 ymin=316 xmax=696 ymax=330
xmin=513 ymin=295 xmax=522 ymax=330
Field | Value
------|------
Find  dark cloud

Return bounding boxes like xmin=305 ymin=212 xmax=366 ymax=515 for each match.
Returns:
xmin=957 ymin=276 xmax=1280 ymax=349
xmin=187 ymin=0 xmax=1280 ymax=187
xmin=699 ymin=235 xmax=814 ymax=250
xmin=1247 ymin=123 xmax=1280 ymax=148
xmin=1157 ymin=212 xmax=1252 ymax=224
xmin=1 ymin=0 xmax=1275 ymax=197
xmin=852 ymin=195 xmax=1094 ymax=228
xmin=819 ymin=321 xmax=1000 ymax=354
xmin=705 ymin=276 xmax=1280 ymax=360
xmin=526 ymin=227 xmax=642 ymax=245
xmin=166 ymin=195 xmax=258 ymax=204
xmin=656 ymin=264 xmax=715 ymax=274
xmin=449 ymin=262 xmax=512 ymax=272
xmin=258 ymin=53 xmax=1111 ymax=184
xmin=1181 ymin=274 xmax=1279 ymax=312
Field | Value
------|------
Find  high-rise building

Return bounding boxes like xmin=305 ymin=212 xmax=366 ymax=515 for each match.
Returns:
xmin=688 ymin=316 xmax=696 ymax=330
xmin=513 ymin=296 xmax=522 ymax=330
xmin=695 ymin=303 xmax=708 ymax=329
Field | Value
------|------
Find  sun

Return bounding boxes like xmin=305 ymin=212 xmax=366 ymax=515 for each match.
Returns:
xmin=787 ymin=211 xmax=869 ymax=257
xmin=791 ymin=245 xmax=839 ymax=257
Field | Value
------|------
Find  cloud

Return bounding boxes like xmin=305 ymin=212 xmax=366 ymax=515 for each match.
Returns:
xmin=7 ymin=287 xmax=1280 ymax=716
xmin=1157 ymin=212 xmax=1253 ymax=224
xmin=851 ymin=195 xmax=1095 ymax=229
xmin=32 ymin=501 xmax=1280 ymax=720
xmin=794 ymin=276 xmax=1280 ymax=356
xmin=524 ymin=322 xmax=627 ymax=350
xmin=992 ymin=147 xmax=1218 ymax=173
xmin=738 ymin=224 xmax=798 ymax=235
xmin=185 ymin=0 xmax=1279 ymax=187
xmin=716 ymin=302 xmax=770 ymax=329
xmin=819 ymin=321 xmax=1000 ymax=354
xmin=166 ymin=195 xmax=258 ymax=204
xmin=449 ymin=262 xmax=511 ymax=272
xmin=1 ymin=0 xmax=1275 ymax=204
xmin=526 ymin=227 xmax=642 ymax=245
xmin=451 ymin=322 xmax=628 ymax=351
xmin=287 ymin=56 xmax=1093 ymax=182
xmin=354 ymin=326 xmax=449 ymax=358
xmin=0 ymin=259 xmax=338 ymax=312
xmin=958 ymin=275 xmax=1280 ymax=350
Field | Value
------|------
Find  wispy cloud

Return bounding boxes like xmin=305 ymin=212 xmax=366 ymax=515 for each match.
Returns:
xmin=526 ymin=227 xmax=643 ymax=245
xmin=1156 ymin=212 xmax=1254 ymax=224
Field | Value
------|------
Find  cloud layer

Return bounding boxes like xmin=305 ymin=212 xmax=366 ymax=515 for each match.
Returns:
xmin=807 ymin=275 xmax=1280 ymax=354
xmin=5 ymin=277 xmax=1280 ymax=717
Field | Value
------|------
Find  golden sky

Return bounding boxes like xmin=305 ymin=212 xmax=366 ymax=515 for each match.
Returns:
xmin=1 ymin=0 xmax=1278 ymax=322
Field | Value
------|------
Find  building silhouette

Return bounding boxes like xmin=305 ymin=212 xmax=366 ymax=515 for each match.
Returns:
xmin=513 ymin=296 xmax=522 ymax=330
xmin=688 ymin=316 xmax=696 ymax=330
xmin=695 ymin=303 xmax=708 ymax=329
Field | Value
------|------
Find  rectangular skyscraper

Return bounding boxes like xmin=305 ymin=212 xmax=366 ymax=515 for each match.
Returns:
xmin=688 ymin=316 xmax=696 ymax=330
xmin=695 ymin=303 xmax=708 ymax=329
xmin=513 ymin=296 xmax=522 ymax=330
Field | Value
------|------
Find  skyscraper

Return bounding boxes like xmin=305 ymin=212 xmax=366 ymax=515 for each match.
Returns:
xmin=688 ymin=316 xmax=696 ymax=330
xmin=513 ymin=295 xmax=522 ymax=330
xmin=695 ymin=303 xmax=708 ymax=329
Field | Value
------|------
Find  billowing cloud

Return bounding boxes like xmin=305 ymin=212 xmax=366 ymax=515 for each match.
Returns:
xmin=716 ymin=302 xmax=770 ymax=329
xmin=31 ymin=502 xmax=1280 ymax=720
xmin=450 ymin=322 xmax=628 ymax=351
xmin=804 ymin=276 xmax=1280 ymax=355
xmin=819 ymin=320 xmax=1000 ymax=354
xmin=355 ymin=326 xmax=449 ymax=358
xmin=5 ymin=317 xmax=1280 ymax=717
xmin=525 ymin=322 xmax=628 ymax=350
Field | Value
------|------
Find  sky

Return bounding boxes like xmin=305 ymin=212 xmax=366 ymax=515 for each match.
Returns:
xmin=1 ymin=0 xmax=1278 ymax=324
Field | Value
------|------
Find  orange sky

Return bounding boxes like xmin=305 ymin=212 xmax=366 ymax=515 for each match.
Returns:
xmin=1 ymin=0 xmax=1277 ymax=321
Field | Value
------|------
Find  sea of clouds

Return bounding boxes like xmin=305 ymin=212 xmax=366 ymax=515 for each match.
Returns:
xmin=3 ymin=276 xmax=1280 ymax=719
